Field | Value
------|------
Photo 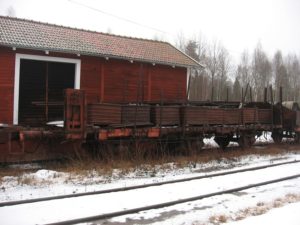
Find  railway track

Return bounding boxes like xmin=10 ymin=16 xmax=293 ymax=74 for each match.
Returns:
xmin=45 ymin=173 xmax=300 ymax=225
xmin=0 ymin=159 xmax=299 ymax=225
xmin=0 ymin=161 xmax=300 ymax=225
xmin=1 ymin=160 xmax=299 ymax=208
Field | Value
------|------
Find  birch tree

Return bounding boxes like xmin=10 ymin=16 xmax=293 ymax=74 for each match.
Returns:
xmin=251 ymin=43 xmax=272 ymax=101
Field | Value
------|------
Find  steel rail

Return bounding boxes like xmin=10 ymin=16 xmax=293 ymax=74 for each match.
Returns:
xmin=45 ymin=173 xmax=300 ymax=225
xmin=0 ymin=160 xmax=299 ymax=207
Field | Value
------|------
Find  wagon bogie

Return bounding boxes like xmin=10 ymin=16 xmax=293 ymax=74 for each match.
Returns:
xmin=271 ymin=130 xmax=283 ymax=144
xmin=214 ymin=135 xmax=233 ymax=149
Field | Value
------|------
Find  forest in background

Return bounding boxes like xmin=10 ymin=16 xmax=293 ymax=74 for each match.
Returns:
xmin=177 ymin=34 xmax=300 ymax=103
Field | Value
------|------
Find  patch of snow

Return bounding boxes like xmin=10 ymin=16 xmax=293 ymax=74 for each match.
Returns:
xmin=34 ymin=169 xmax=61 ymax=179
xmin=225 ymin=201 xmax=300 ymax=225
xmin=203 ymin=131 xmax=274 ymax=148
xmin=46 ymin=120 xmax=64 ymax=127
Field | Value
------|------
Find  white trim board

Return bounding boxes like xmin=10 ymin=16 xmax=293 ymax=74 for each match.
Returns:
xmin=13 ymin=53 xmax=81 ymax=125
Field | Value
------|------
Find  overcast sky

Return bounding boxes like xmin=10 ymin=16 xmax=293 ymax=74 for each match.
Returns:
xmin=0 ymin=0 xmax=299 ymax=63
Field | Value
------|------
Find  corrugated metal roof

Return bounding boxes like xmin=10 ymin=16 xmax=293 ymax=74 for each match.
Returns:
xmin=0 ymin=16 xmax=202 ymax=68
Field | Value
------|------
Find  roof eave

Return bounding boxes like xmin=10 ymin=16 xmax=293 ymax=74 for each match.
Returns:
xmin=0 ymin=43 xmax=199 ymax=69
xmin=169 ymin=44 xmax=205 ymax=69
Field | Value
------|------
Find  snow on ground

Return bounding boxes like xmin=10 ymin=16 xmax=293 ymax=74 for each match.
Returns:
xmin=105 ymin=163 xmax=300 ymax=225
xmin=224 ymin=201 xmax=300 ymax=225
xmin=0 ymin=144 xmax=299 ymax=224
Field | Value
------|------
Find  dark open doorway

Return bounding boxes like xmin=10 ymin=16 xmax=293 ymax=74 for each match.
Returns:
xmin=18 ymin=59 xmax=75 ymax=126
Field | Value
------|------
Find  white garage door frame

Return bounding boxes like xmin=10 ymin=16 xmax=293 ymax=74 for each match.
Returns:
xmin=13 ymin=53 xmax=81 ymax=125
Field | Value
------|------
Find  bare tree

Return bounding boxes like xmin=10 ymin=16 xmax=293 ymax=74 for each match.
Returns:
xmin=206 ymin=40 xmax=221 ymax=101
xmin=183 ymin=38 xmax=201 ymax=101
xmin=185 ymin=40 xmax=200 ymax=61
xmin=189 ymin=70 xmax=210 ymax=101
xmin=273 ymin=50 xmax=289 ymax=101
xmin=233 ymin=75 xmax=242 ymax=101
xmin=176 ymin=33 xmax=211 ymax=101
xmin=251 ymin=43 xmax=272 ymax=101
xmin=176 ymin=34 xmax=300 ymax=104
xmin=285 ymin=54 xmax=300 ymax=101
xmin=175 ymin=31 xmax=187 ymax=52
xmin=237 ymin=50 xmax=252 ymax=89
xmin=204 ymin=40 xmax=233 ymax=101
xmin=217 ymin=46 xmax=231 ymax=100
xmin=196 ymin=33 xmax=208 ymax=63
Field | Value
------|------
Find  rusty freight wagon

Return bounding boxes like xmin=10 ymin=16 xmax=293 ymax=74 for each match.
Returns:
xmin=0 ymin=16 xmax=300 ymax=163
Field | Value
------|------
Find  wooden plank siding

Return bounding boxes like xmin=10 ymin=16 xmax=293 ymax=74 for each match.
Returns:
xmin=0 ymin=47 xmax=188 ymax=124
xmin=80 ymin=56 xmax=102 ymax=103
xmin=150 ymin=65 xmax=187 ymax=103
xmin=103 ymin=59 xmax=149 ymax=103
xmin=0 ymin=47 xmax=15 ymax=124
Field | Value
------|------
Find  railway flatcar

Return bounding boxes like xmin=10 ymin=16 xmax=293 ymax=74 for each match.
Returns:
xmin=0 ymin=16 xmax=300 ymax=162
xmin=1 ymin=88 xmax=300 ymax=162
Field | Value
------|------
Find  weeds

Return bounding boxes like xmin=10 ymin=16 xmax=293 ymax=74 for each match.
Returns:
xmin=233 ymin=193 xmax=300 ymax=224
xmin=256 ymin=201 xmax=265 ymax=207
xmin=1 ymin=143 xmax=299 ymax=189
xmin=209 ymin=214 xmax=229 ymax=224
xmin=17 ymin=176 xmax=36 ymax=186
xmin=202 ymin=193 xmax=300 ymax=225
xmin=16 ymin=175 xmax=51 ymax=186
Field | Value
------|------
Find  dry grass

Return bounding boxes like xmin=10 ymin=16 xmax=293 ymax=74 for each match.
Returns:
xmin=15 ymin=175 xmax=52 ymax=186
xmin=0 ymin=167 xmax=35 ymax=179
xmin=17 ymin=176 xmax=37 ymax=186
xmin=233 ymin=193 xmax=300 ymax=223
xmin=1 ymin=142 xmax=299 ymax=183
xmin=256 ymin=201 xmax=265 ymax=207
xmin=196 ymin=193 xmax=300 ymax=225
xmin=209 ymin=215 xmax=217 ymax=223
xmin=272 ymin=198 xmax=284 ymax=208
xmin=218 ymin=215 xmax=228 ymax=223
xmin=209 ymin=214 xmax=229 ymax=224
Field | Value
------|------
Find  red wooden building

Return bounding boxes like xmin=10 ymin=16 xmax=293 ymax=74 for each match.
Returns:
xmin=0 ymin=16 xmax=201 ymax=126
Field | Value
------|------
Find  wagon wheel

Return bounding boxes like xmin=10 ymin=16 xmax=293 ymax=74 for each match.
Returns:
xmin=271 ymin=131 xmax=283 ymax=144
xmin=214 ymin=136 xmax=230 ymax=150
